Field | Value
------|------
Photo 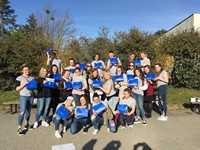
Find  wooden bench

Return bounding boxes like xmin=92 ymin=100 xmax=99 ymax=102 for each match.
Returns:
xmin=3 ymin=101 xmax=20 ymax=114
xmin=190 ymin=98 xmax=200 ymax=114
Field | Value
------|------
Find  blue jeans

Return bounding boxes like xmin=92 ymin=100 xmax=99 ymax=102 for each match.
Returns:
xmin=91 ymin=115 xmax=116 ymax=133
xmin=18 ymin=96 xmax=34 ymax=126
xmin=72 ymin=94 xmax=80 ymax=105
xmin=133 ymin=93 xmax=145 ymax=119
xmin=52 ymin=116 xmax=72 ymax=131
xmin=35 ymin=97 xmax=51 ymax=122
xmin=70 ymin=117 xmax=88 ymax=134
xmin=158 ymin=85 xmax=168 ymax=116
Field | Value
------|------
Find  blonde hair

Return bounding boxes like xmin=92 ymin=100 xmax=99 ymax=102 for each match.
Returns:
xmin=102 ymin=70 xmax=111 ymax=84
xmin=39 ymin=67 xmax=47 ymax=77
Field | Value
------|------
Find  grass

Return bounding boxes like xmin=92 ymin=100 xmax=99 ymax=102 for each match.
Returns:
xmin=0 ymin=86 xmax=199 ymax=110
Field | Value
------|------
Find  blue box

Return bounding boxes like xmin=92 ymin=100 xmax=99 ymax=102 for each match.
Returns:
xmin=114 ymin=74 xmax=124 ymax=82
xmin=93 ymin=101 xmax=106 ymax=114
xmin=56 ymin=105 xmax=70 ymax=119
xmin=69 ymin=68 xmax=75 ymax=73
xmin=127 ymin=74 xmax=134 ymax=81
xmin=128 ymin=79 xmax=138 ymax=86
xmin=65 ymin=82 xmax=73 ymax=89
xmin=44 ymin=49 xmax=53 ymax=54
xmin=80 ymin=63 xmax=86 ymax=70
xmin=76 ymin=107 xmax=88 ymax=118
xmin=110 ymin=57 xmax=118 ymax=64
xmin=72 ymin=82 xmax=82 ymax=89
xmin=92 ymin=79 xmax=102 ymax=87
xmin=53 ymin=74 xmax=61 ymax=81
xmin=117 ymin=104 xmax=128 ymax=113
xmin=26 ymin=80 xmax=37 ymax=90
xmin=133 ymin=60 xmax=141 ymax=66
xmin=94 ymin=62 xmax=102 ymax=69
xmin=146 ymin=73 xmax=156 ymax=80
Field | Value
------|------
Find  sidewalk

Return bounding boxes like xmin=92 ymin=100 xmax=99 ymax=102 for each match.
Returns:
xmin=0 ymin=109 xmax=200 ymax=150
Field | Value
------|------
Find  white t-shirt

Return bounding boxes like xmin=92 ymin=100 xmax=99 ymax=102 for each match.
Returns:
xmin=157 ymin=70 xmax=168 ymax=87
xmin=107 ymin=57 xmax=121 ymax=76
xmin=72 ymin=75 xmax=87 ymax=95
xmin=103 ymin=79 xmax=116 ymax=97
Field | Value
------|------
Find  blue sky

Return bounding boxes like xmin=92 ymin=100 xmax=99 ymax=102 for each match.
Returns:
xmin=10 ymin=0 xmax=200 ymax=38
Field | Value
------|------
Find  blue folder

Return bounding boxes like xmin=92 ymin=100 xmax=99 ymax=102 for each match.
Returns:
xmin=128 ymin=79 xmax=138 ymax=86
xmin=44 ymin=80 xmax=55 ymax=88
xmin=56 ymin=105 xmax=70 ymax=119
xmin=93 ymin=101 xmax=106 ymax=115
xmin=133 ymin=60 xmax=141 ymax=66
xmin=65 ymin=82 xmax=73 ymax=89
xmin=26 ymin=80 xmax=37 ymax=90
xmin=146 ymin=73 xmax=156 ymax=80
xmin=110 ymin=57 xmax=118 ymax=64
xmin=92 ymin=79 xmax=102 ymax=87
xmin=117 ymin=104 xmax=128 ymax=113
xmin=69 ymin=68 xmax=75 ymax=73
xmin=114 ymin=74 xmax=124 ymax=82
xmin=127 ymin=74 xmax=134 ymax=81
xmin=94 ymin=62 xmax=102 ymax=69
xmin=76 ymin=107 xmax=88 ymax=118
xmin=80 ymin=63 xmax=86 ymax=70
xmin=44 ymin=49 xmax=53 ymax=54
xmin=53 ymin=74 xmax=61 ymax=81
xmin=72 ymin=82 xmax=82 ymax=89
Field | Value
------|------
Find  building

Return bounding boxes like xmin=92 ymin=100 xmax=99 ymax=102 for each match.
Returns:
xmin=165 ymin=13 xmax=200 ymax=36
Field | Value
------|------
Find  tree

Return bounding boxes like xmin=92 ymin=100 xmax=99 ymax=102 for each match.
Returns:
xmin=0 ymin=0 xmax=17 ymax=36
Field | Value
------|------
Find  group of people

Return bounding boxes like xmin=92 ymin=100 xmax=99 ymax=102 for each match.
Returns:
xmin=15 ymin=50 xmax=169 ymax=138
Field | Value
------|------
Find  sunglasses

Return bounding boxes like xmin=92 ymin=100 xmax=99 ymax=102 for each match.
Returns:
xmin=129 ymin=65 xmax=135 ymax=66
xmin=87 ymin=65 xmax=92 ymax=67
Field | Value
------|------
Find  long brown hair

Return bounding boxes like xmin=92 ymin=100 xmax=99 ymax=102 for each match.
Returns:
xmin=102 ymin=70 xmax=112 ymax=85
xmin=76 ymin=94 xmax=89 ymax=108
xmin=134 ymin=67 xmax=145 ymax=86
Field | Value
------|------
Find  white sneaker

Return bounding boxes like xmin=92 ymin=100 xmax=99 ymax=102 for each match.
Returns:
xmin=55 ymin=131 xmax=62 ymax=138
xmin=128 ymin=125 xmax=133 ymax=128
xmin=92 ymin=129 xmax=99 ymax=135
xmin=33 ymin=122 xmax=38 ymax=129
xmin=157 ymin=116 xmax=168 ymax=121
xmin=107 ymin=128 xmax=110 ymax=132
xmin=121 ymin=126 xmax=125 ymax=130
xmin=42 ymin=121 xmax=49 ymax=127
xmin=63 ymin=126 xmax=66 ymax=133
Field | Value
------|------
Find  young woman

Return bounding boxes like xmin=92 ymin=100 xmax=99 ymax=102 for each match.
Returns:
xmin=117 ymin=88 xmax=136 ymax=130
xmin=91 ymin=53 xmax=106 ymax=78
xmin=91 ymin=93 xmax=116 ymax=134
xmin=58 ymin=69 xmax=73 ymax=103
xmin=16 ymin=65 xmax=34 ymax=135
xmin=70 ymin=95 xmax=90 ymax=134
xmin=140 ymin=52 xmax=151 ymax=67
xmin=126 ymin=62 xmax=135 ymax=75
xmin=88 ymin=68 xmax=102 ymax=103
xmin=72 ymin=68 xmax=88 ymax=104
xmin=64 ymin=58 xmax=76 ymax=77
xmin=123 ymin=53 xmax=136 ymax=71
xmin=154 ymin=63 xmax=169 ymax=121
xmin=33 ymin=67 xmax=51 ymax=129
xmin=52 ymin=96 xmax=74 ymax=138
xmin=132 ymin=68 xmax=148 ymax=125
xmin=99 ymin=70 xmax=118 ymax=115
xmin=143 ymin=65 xmax=155 ymax=118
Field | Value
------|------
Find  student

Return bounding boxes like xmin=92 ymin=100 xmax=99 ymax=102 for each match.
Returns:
xmin=107 ymin=50 xmax=122 ymax=76
xmin=126 ymin=62 xmax=135 ymax=75
xmin=58 ymin=69 xmax=73 ymax=103
xmin=98 ymin=71 xmax=118 ymax=115
xmin=33 ymin=67 xmax=51 ymax=129
xmin=72 ymin=68 xmax=88 ymax=104
xmin=123 ymin=53 xmax=136 ymax=71
xmin=140 ymin=52 xmax=151 ymax=67
xmin=154 ymin=63 xmax=169 ymax=121
xmin=46 ymin=49 xmax=63 ymax=74
xmin=64 ymin=58 xmax=76 ymax=77
xmin=117 ymin=88 xmax=136 ymax=130
xmin=16 ymin=65 xmax=34 ymax=135
xmin=70 ymin=95 xmax=90 ymax=134
xmin=52 ymin=96 xmax=74 ymax=138
xmin=91 ymin=93 xmax=116 ymax=134
xmin=91 ymin=53 xmax=106 ymax=78
xmin=132 ymin=68 xmax=148 ymax=125
xmin=143 ymin=65 xmax=155 ymax=118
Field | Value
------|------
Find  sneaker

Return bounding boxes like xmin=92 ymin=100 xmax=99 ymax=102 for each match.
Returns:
xmin=134 ymin=117 xmax=141 ymax=124
xmin=92 ymin=129 xmax=99 ymax=135
xmin=24 ymin=124 xmax=29 ymax=130
xmin=83 ymin=127 xmax=88 ymax=134
xmin=107 ymin=128 xmax=110 ymax=132
xmin=143 ymin=120 xmax=147 ymax=126
xmin=158 ymin=115 xmax=168 ymax=121
xmin=18 ymin=128 xmax=24 ymax=136
xmin=63 ymin=126 xmax=66 ymax=133
xmin=109 ymin=120 xmax=115 ymax=126
xmin=42 ymin=121 xmax=49 ymax=127
xmin=55 ymin=131 xmax=62 ymax=138
xmin=128 ymin=125 xmax=133 ymax=128
xmin=33 ymin=122 xmax=38 ymax=129
xmin=121 ymin=126 xmax=125 ymax=130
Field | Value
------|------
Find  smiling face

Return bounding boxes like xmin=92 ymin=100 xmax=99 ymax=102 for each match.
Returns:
xmin=65 ymin=98 xmax=73 ymax=107
xmin=116 ymin=68 xmax=122 ymax=75
xmin=52 ymin=66 xmax=58 ymax=74
xmin=94 ymin=54 xmax=100 ymax=61
xmin=155 ymin=65 xmax=161 ymax=73
xmin=93 ymin=96 xmax=100 ymax=104
xmin=123 ymin=91 xmax=131 ymax=99
xmin=75 ymin=69 xmax=81 ymax=76
xmin=135 ymin=69 xmax=140 ymax=77
xmin=108 ymin=52 xmax=114 ymax=58
xmin=69 ymin=59 xmax=75 ymax=67
xmin=104 ymin=72 xmax=110 ymax=80
xmin=92 ymin=70 xmax=98 ymax=77
xmin=129 ymin=62 xmax=135 ymax=69
xmin=144 ymin=67 xmax=150 ymax=74
xmin=63 ymin=70 xmax=70 ymax=78
xmin=22 ymin=67 xmax=30 ymax=76
xmin=80 ymin=96 xmax=87 ymax=106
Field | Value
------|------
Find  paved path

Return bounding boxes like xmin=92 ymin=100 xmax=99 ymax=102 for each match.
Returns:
xmin=0 ymin=109 xmax=200 ymax=150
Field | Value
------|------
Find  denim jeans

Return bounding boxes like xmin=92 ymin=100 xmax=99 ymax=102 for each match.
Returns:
xmin=158 ymin=85 xmax=168 ymax=116
xmin=105 ymin=96 xmax=119 ymax=115
xmin=52 ymin=116 xmax=72 ymax=131
xmin=18 ymin=96 xmax=34 ymax=126
xmin=70 ymin=117 xmax=88 ymax=134
xmin=133 ymin=93 xmax=145 ymax=119
xmin=72 ymin=94 xmax=80 ymax=105
xmin=35 ymin=97 xmax=51 ymax=122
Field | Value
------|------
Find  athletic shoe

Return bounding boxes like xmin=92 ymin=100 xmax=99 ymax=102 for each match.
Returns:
xmin=24 ymin=124 xmax=29 ymax=130
xmin=109 ymin=120 xmax=115 ymax=126
xmin=92 ymin=129 xmax=99 ymax=135
xmin=33 ymin=122 xmax=38 ymax=129
xmin=42 ymin=121 xmax=49 ymax=127
xmin=55 ymin=131 xmax=62 ymax=138
xmin=63 ymin=126 xmax=66 ymax=133
xmin=107 ymin=128 xmax=110 ymax=132
xmin=18 ymin=128 xmax=24 ymax=136
xmin=158 ymin=115 xmax=168 ymax=121
xmin=143 ymin=120 xmax=147 ymax=126
xmin=121 ymin=126 xmax=125 ymax=130
xmin=128 ymin=125 xmax=133 ymax=128
xmin=134 ymin=117 xmax=141 ymax=124
xmin=83 ymin=127 xmax=88 ymax=134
